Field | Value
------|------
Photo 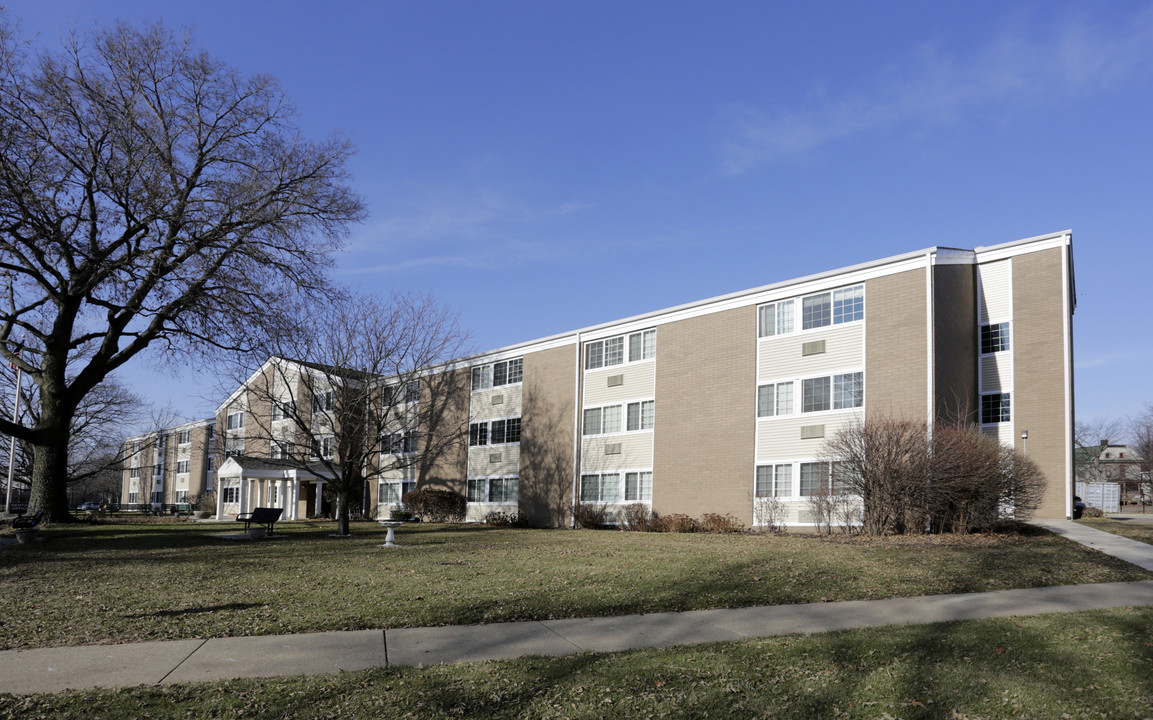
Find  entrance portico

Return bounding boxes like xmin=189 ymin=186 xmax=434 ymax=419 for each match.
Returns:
xmin=215 ymin=456 xmax=335 ymax=520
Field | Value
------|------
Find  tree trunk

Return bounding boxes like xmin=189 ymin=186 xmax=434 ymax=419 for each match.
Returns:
xmin=335 ymin=485 xmax=350 ymax=536
xmin=28 ymin=417 xmax=74 ymax=522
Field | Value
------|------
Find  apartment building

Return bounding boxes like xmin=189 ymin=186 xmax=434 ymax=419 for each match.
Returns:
xmin=124 ymin=231 xmax=1077 ymax=526
xmin=121 ymin=418 xmax=216 ymax=507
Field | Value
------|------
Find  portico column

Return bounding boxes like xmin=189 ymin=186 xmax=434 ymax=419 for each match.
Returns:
xmin=238 ymin=475 xmax=249 ymax=516
xmin=215 ymin=481 xmax=224 ymax=519
xmin=314 ymin=480 xmax=324 ymax=517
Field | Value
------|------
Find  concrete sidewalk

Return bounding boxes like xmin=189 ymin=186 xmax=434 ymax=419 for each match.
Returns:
xmin=3 ymin=520 xmax=1153 ymax=695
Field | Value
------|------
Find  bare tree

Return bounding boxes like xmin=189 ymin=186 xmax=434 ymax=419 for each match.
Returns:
xmin=1130 ymin=403 xmax=1153 ymax=509
xmin=823 ymin=415 xmax=1046 ymax=535
xmin=230 ymin=292 xmax=469 ymax=536
xmin=1074 ymin=417 xmax=1125 ymax=483
xmin=0 ymin=17 xmax=364 ymax=520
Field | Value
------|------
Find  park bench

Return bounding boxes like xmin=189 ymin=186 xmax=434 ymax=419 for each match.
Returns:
xmin=236 ymin=507 xmax=283 ymax=535
xmin=11 ymin=510 xmax=44 ymax=530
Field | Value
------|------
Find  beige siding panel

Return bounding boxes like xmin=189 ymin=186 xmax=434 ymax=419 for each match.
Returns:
xmin=580 ymin=433 xmax=654 ymax=473
xmin=980 ymin=353 xmax=1013 ymax=392
xmin=1011 ymin=248 xmax=1071 ymax=519
xmin=653 ymin=305 xmax=757 ymax=523
xmin=470 ymin=385 xmax=523 ymax=422
xmin=519 ymin=345 xmax=577 ymax=527
xmin=978 ymin=260 xmax=1012 ymax=323
xmin=755 ymin=411 xmax=862 ymax=462
xmin=469 ymin=444 xmax=521 ymax=476
xmin=864 ymin=269 xmax=928 ymax=422
xmin=466 ymin=503 xmax=516 ymax=522
xmin=583 ymin=362 xmax=656 ymax=406
xmin=758 ymin=325 xmax=864 ymax=381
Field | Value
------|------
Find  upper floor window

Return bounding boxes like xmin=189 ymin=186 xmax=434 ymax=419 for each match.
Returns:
xmin=981 ymin=322 xmax=1010 ymax=354
xmin=312 ymin=435 xmax=335 ymax=460
xmin=176 ymin=460 xmax=190 ymax=474
xmin=757 ymin=381 xmax=794 ymax=417
xmin=469 ymin=417 xmax=521 ymax=446
xmin=272 ymin=400 xmax=296 ymax=422
xmin=225 ymin=409 xmax=245 ymax=430
xmin=472 ymin=358 xmax=523 ymax=392
xmin=981 ymin=393 xmax=1011 ymax=424
xmin=177 ymin=430 xmax=191 ymax=445
xmin=381 ymin=430 xmax=418 ymax=455
xmin=384 ymin=380 xmax=421 ymax=406
xmin=757 ymin=300 xmax=795 ymax=338
xmin=585 ymin=330 xmax=656 ymax=370
xmin=313 ymin=389 xmax=335 ymax=413
xmin=129 ymin=467 xmax=141 ymax=479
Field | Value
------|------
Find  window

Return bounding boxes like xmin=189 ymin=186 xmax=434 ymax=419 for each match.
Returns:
xmin=221 ymin=486 xmax=240 ymax=504
xmin=206 ymin=456 xmax=215 ymax=472
xmin=176 ymin=460 xmax=190 ymax=474
xmin=382 ymin=430 xmax=417 ymax=455
xmin=379 ymin=480 xmax=415 ymax=505
xmin=755 ymin=464 xmax=793 ymax=497
xmin=272 ymin=400 xmax=296 ymax=422
xmin=470 ymin=418 xmax=521 ymax=446
xmin=626 ymin=401 xmax=655 ymax=431
xmin=799 ymin=462 xmax=830 ymax=496
xmin=129 ymin=467 xmax=140 ymax=479
xmin=312 ymin=389 xmax=334 ymax=413
xmin=580 ymin=473 xmax=620 ymax=503
xmin=466 ymin=477 xmax=518 ymax=503
xmin=312 ymin=435 xmax=334 ymax=459
xmin=270 ymin=441 xmax=287 ymax=460
xmin=981 ymin=322 xmax=1010 ymax=354
xmin=981 ymin=393 xmax=1011 ymax=424
xmin=127 ymin=492 xmax=139 ymax=504
xmin=624 ymin=471 xmax=652 ymax=502
xmin=833 ymin=286 xmax=864 ymax=325
xmin=800 ymin=285 xmax=864 ymax=330
xmin=757 ymin=382 xmax=794 ymax=417
xmin=582 ymin=406 xmax=623 ymax=435
xmin=226 ymin=409 xmax=245 ymax=430
xmin=152 ymin=464 xmax=164 ymax=478
xmin=757 ymin=300 xmax=795 ymax=337
xmin=586 ymin=330 xmax=656 ymax=369
xmin=177 ymin=430 xmax=191 ymax=445
xmin=803 ymin=377 xmax=831 ymax=413
xmin=472 ymin=358 xmax=523 ymax=391
xmin=225 ymin=438 xmax=244 ymax=456
xmin=628 ymin=330 xmax=657 ymax=362
xmin=833 ymin=372 xmax=863 ymax=410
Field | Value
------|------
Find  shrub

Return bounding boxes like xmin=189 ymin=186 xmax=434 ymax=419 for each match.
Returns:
xmin=806 ymin=487 xmax=835 ymax=535
xmin=617 ymin=503 xmax=653 ymax=532
xmin=698 ymin=513 xmax=744 ymax=534
xmin=1082 ymin=506 xmax=1105 ymax=519
xmin=753 ymin=495 xmax=786 ymax=533
xmin=573 ymin=502 xmax=610 ymax=529
xmin=651 ymin=513 xmax=697 ymax=533
xmin=401 ymin=488 xmax=466 ymax=523
xmin=483 ymin=510 xmax=532 ymax=527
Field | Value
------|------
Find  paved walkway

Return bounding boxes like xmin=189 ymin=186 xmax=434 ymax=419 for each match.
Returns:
xmin=3 ymin=520 xmax=1153 ymax=695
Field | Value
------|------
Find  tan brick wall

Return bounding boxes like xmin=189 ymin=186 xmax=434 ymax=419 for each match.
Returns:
xmin=865 ymin=269 xmax=928 ymax=422
xmin=417 ymin=367 xmax=470 ymax=495
xmin=1011 ymin=248 xmax=1072 ymax=519
xmin=653 ymin=306 xmax=758 ymax=524
xmin=933 ymin=264 xmax=978 ymax=423
xmin=520 ymin=344 xmax=578 ymax=527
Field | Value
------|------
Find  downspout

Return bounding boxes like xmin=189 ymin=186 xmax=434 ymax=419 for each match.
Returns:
xmin=571 ymin=333 xmax=583 ymax=528
xmin=1062 ymin=233 xmax=1075 ymax=518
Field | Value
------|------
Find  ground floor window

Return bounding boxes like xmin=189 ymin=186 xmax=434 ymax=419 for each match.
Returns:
xmin=467 ymin=476 xmax=519 ymax=503
xmin=379 ymin=480 xmax=416 ymax=505
xmin=624 ymin=471 xmax=652 ymax=502
xmin=127 ymin=492 xmax=139 ymax=504
xmin=150 ymin=490 xmax=163 ymax=504
xmin=581 ymin=471 xmax=653 ymax=503
xmin=755 ymin=464 xmax=793 ymax=497
xmin=221 ymin=486 xmax=240 ymax=504
xmin=174 ymin=490 xmax=189 ymax=503
xmin=799 ymin=462 xmax=832 ymax=496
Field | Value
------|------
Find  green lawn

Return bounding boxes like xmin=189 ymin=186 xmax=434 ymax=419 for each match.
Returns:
xmin=1 ymin=520 xmax=1148 ymax=650
xmin=1079 ymin=517 xmax=1153 ymax=545
xmin=2 ymin=607 xmax=1151 ymax=719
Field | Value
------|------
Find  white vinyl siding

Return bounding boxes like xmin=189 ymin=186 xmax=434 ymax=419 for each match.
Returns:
xmin=978 ymin=260 xmax=1012 ymax=325
xmin=757 ymin=324 xmax=863 ymax=380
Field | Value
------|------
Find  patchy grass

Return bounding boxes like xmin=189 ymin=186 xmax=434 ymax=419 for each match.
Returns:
xmin=2 ymin=607 xmax=1152 ymax=719
xmin=1078 ymin=517 xmax=1153 ymax=545
xmin=0 ymin=520 xmax=1148 ymax=650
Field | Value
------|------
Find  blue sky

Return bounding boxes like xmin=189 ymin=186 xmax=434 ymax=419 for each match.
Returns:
xmin=11 ymin=1 xmax=1153 ymax=432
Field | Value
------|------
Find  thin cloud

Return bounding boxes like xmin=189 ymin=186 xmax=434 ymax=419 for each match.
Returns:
xmin=718 ymin=6 xmax=1153 ymax=174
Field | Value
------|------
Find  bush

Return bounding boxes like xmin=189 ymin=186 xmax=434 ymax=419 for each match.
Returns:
xmin=754 ymin=495 xmax=787 ymax=533
xmin=698 ymin=513 xmax=744 ymax=534
xmin=573 ymin=502 xmax=610 ymax=529
xmin=1082 ymin=506 xmax=1105 ymax=519
xmin=401 ymin=488 xmax=465 ymax=523
xmin=617 ymin=503 xmax=653 ymax=532
xmin=651 ymin=513 xmax=697 ymax=533
xmin=483 ymin=510 xmax=532 ymax=527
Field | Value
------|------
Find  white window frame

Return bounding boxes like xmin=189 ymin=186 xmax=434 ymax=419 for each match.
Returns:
xmin=584 ymin=401 xmax=653 ymax=436
xmin=471 ymin=358 xmax=523 ymax=392
xmin=981 ymin=321 xmax=1011 ymax=355
xmin=469 ymin=416 xmax=522 ymax=447
xmin=981 ymin=392 xmax=1011 ymax=425
xmin=176 ymin=459 xmax=190 ymax=474
xmin=759 ymin=284 xmax=864 ymax=337
xmin=221 ymin=486 xmax=240 ymax=504
xmin=226 ymin=409 xmax=245 ymax=430
xmin=466 ymin=475 xmax=519 ymax=504
xmin=177 ymin=430 xmax=191 ymax=445
xmin=379 ymin=478 xmax=416 ymax=505
xmin=585 ymin=329 xmax=656 ymax=370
